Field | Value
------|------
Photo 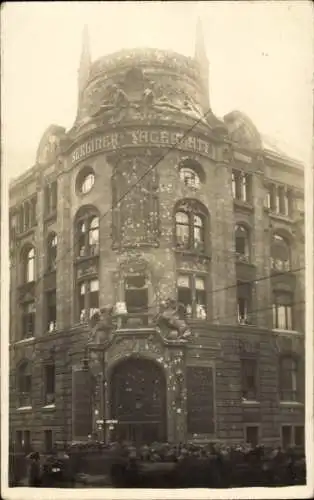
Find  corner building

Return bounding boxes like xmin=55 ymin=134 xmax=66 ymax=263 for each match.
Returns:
xmin=9 ymin=25 xmax=305 ymax=452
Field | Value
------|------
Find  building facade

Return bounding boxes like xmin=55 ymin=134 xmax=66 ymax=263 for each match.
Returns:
xmin=9 ymin=26 xmax=305 ymax=453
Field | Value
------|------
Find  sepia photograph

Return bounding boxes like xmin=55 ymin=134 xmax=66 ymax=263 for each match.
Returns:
xmin=1 ymin=1 xmax=313 ymax=497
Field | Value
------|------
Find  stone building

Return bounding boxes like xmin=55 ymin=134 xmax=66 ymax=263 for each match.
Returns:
xmin=9 ymin=24 xmax=305 ymax=452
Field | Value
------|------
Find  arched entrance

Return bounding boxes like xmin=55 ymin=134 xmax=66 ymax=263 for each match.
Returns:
xmin=110 ymin=357 xmax=167 ymax=444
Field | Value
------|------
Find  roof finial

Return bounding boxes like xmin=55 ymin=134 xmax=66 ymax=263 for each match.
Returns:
xmin=195 ymin=16 xmax=208 ymax=63
xmin=78 ymin=24 xmax=91 ymax=91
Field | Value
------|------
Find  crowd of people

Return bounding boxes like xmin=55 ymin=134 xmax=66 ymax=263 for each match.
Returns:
xmin=14 ymin=441 xmax=306 ymax=488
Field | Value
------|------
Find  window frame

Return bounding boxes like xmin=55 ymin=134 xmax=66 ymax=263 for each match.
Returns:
xmin=44 ymin=363 xmax=56 ymax=406
xmin=21 ymin=300 xmax=36 ymax=339
xmin=17 ymin=361 xmax=32 ymax=408
xmin=272 ymin=292 xmax=294 ymax=330
xmin=77 ymin=277 xmax=100 ymax=323
xmin=270 ymin=234 xmax=291 ymax=272
xmin=47 ymin=232 xmax=57 ymax=271
xmin=232 ymin=170 xmax=252 ymax=203
xmin=281 ymin=424 xmax=304 ymax=449
xmin=244 ymin=424 xmax=260 ymax=447
xmin=279 ymin=355 xmax=300 ymax=402
xmin=235 ymin=224 xmax=250 ymax=262
xmin=174 ymin=203 xmax=207 ymax=254
xmin=23 ymin=246 xmax=35 ymax=284
xmin=241 ymin=357 xmax=259 ymax=402
xmin=76 ymin=212 xmax=100 ymax=259
xmin=177 ymin=272 xmax=208 ymax=320
xmin=236 ymin=280 xmax=253 ymax=325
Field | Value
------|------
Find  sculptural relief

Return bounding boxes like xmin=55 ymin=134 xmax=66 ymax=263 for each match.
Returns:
xmin=155 ymin=299 xmax=192 ymax=341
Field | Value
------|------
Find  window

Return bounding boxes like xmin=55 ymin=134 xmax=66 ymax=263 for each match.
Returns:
xmin=177 ymin=274 xmax=207 ymax=319
xmin=46 ymin=290 xmax=57 ymax=331
xmin=237 ymin=281 xmax=253 ymax=325
xmin=47 ymin=233 xmax=57 ymax=271
xmin=281 ymin=425 xmax=304 ymax=449
xmin=17 ymin=197 xmax=37 ymax=233
xmin=272 ymin=292 xmax=293 ymax=330
xmin=44 ymin=364 xmax=55 ymax=405
xmin=174 ymin=201 xmax=207 ymax=253
xmin=241 ymin=359 xmax=258 ymax=401
xmin=44 ymin=430 xmax=53 ymax=453
xmin=78 ymin=278 xmax=99 ymax=323
xmin=45 ymin=181 xmax=57 ymax=216
xmin=268 ymin=184 xmax=293 ymax=217
xmin=235 ymin=224 xmax=250 ymax=261
xmin=21 ymin=301 xmax=36 ymax=338
xmin=124 ymin=274 xmax=148 ymax=313
xmin=270 ymin=234 xmax=290 ymax=271
xmin=77 ymin=168 xmax=95 ymax=195
xmin=76 ymin=211 xmax=99 ymax=258
xmin=23 ymin=247 xmax=35 ymax=283
xmin=245 ymin=426 xmax=259 ymax=447
xmin=17 ymin=361 xmax=32 ymax=407
xmin=179 ymin=167 xmax=200 ymax=189
xmin=232 ymin=170 xmax=251 ymax=203
xmin=16 ymin=430 xmax=31 ymax=453
xmin=279 ymin=356 xmax=299 ymax=402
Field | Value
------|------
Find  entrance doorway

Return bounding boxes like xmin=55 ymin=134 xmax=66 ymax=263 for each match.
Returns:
xmin=110 ymin=357 xmax=167 ymax=444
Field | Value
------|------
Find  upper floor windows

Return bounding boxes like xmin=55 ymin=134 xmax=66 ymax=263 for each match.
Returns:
xmin=75 ymin=207 xmax=99 ymax=258
xmin=124 ymin=274 xmax=148 ymax=314
xmin=235 ymin=224 xmax=250 ymax=262
xmin=265 ymin=183 xmax=293 ymax=218
xmin=177 ymin=274 xmax=207 ymax=320
xmin=44 ymin=181 xmax=57 ymax=217
xmin=22 ymin=246 xmax=35 ymax=283
xmin=17 ymin=361 xmax=32 ymax=408
xmin=21 ymin=301 xmax=36 ymax=339
xmin=44 ymin=363 xmax=55 ymax=405
xmin=45 ymin=290 xmax=57 ymax=332
xmin=78 ymin=278 xmax=99 ymax=323
xmin=272 ymin=291 xmax=294 ymax=330
xmin=47 ymin=233 xmax=57 ymax=271
xmin=76 ymin=167 xmax=95 ymax=195
xmin=232 ymin=170 xmax=252 ymax=203
xmin=174 ymin=200 xmax=208 ymax=253
xmin=271 ymin=234 xmax=291 ymax=271
xmin=17 ymin=196 xmax=37 ymax=234
xmin=178 ymin=158 xmax=204 ymax=190
xmin=237 ymin=281 xmax=253 ymax=325
xmin=241 ymin=358 xmax=258 ymax=401
xmin=279 ymin=356 xmax=300 ymax=402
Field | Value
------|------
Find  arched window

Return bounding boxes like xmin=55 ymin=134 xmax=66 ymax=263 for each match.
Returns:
xmin=23 ymin=246 xmax=35 ymax=283
xmin=279 ymin=356 xmax=299 ymax=402
xmin=17 ymin=361 xmax=32 ymax=408
xmin=271 ymin=234 xmax=291 ymax=271
xmin=235 ymin=224 xmax=250 ymax=261
xmin=76 ymin=167 xmax=95 ymax=195
xmin=178 ymin=158 xmax=204 ymax=189
xmin=76 ymin=208 xmax=99 ymax=258
xmin=174 ymin=201 xmax=207 ymax=253
xmin=47 ymin=233 xmax=57 ymax=271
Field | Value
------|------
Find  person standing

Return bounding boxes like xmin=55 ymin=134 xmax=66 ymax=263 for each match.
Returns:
xmin=27 ymin=452 xmax=41 ymax=487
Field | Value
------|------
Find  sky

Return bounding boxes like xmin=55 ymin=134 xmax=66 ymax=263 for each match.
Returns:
xmin=2 ymin=1 xmax=313 ymax=180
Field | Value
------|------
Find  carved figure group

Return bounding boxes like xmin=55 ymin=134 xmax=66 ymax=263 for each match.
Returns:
xmin=155 ymin=299 xmax=191 ymax=341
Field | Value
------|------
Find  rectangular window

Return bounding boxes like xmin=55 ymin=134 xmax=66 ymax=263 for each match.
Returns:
xmin=186 ymin=366 xmax=214 ymax=434
xmin=79 ymin=283 xmax=86 ymax=322
xmin=16 ymin=430 xmax=31 ymax=452
xmin=237 ymin=282 xmax=252 ymax=324
xmin=44 ymin=430 xmax=53 ymax=453
xmin=272 ymin=295 xmax=293 ymax=330
xmin=264 ymin=187 xmax=271 ymax=209
xmin=125 ymin=275 xmax=148 ymax=314
xmin=232 ymin=171 xmax=251 ymax=202
xmin=177 ymin=275 xmax=192 ymax=317
xmin=280 ymin=356 xmax=298 ymax=402
xmin=89 ymin=279 xmax=99 ymax=318
xmin=232 ymin=172 xmax=236 ymax=199
xmin=22 ymin=302 xmax=36 ymax=338
xmin=177 ymin=274 xmax=207 ymax=320
xmin=195 ymin=277 xmax=207 ymax=319
xmin=245 ymin=426 xmax=259 ymax=447
xmin=282 ymin=425 xmax=293 ymax=449
xmin=44 ymin=364 xmax=55 ymax=405
xmin=46 ymin=290 xmax=57 ymax=332
xmin=294 ymin=426 xmax=304 ymax=447
xmin=241 ymin=359 xmax=258 ymax=400
xmin=45 ymin=182 xmax=57 ymax=216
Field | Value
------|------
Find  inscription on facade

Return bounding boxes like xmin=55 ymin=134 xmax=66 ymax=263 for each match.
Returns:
xmin=71 ymin=129 xmax=215 ymax=164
